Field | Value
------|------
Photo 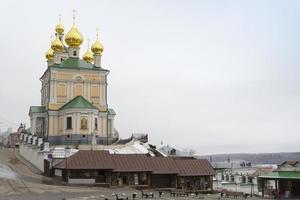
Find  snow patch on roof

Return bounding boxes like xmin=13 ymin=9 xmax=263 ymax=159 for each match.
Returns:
xmin=108 ymin=141 xmax=155 ymax=156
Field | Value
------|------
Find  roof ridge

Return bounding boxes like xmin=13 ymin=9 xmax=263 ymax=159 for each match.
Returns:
xmin=59 ymin=96 xmax=98 ymax=111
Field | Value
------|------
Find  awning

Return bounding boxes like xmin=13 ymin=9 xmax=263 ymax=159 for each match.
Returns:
xmin=259 ymin=171 xmax=300 ymax=180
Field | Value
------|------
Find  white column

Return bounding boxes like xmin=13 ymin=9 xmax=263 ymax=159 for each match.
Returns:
xmin=94 ymin=54 xmax=101 ymax=67
xmin=87 ymin=82 xmax=91 ymax=101
xmin=67 ymin=81 xmax=71 ymax=101
xmin=32 ymin=116 xmax=37 ymax=135
xmin=54 ymin=52 xmax=63 ymax=64
xmin=70 ymin=82 xmax=74 ymax=99
xmin=110 ymin=118 xmax=114 ymax=137
xmin=68 ymin=47 xmax=80 ymax=58
xmin=76 ymin=113 xmax=80 ymax=133
xmin=88 ymin=113 xmax=92 ymax=135
xmin=53 ymin=80 xmax=57 ymax=103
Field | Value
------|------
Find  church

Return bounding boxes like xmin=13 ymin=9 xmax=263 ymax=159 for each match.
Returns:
xmin=18 ymin=14 xmax=215 ymax=190
xmin=29 ymin=14 xmax=117 ymax=146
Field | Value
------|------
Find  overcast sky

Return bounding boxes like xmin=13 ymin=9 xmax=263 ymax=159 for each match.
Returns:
xmin=0 ymin=0 xmax=299 ymax=154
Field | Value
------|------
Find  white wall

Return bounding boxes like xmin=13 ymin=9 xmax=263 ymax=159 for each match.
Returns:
xmin=19 ymin=143 xmax=46 ymax=172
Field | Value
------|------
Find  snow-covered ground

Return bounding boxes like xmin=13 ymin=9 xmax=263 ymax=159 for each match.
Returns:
xmin=0 ymin=163 xmax=17 ymax=180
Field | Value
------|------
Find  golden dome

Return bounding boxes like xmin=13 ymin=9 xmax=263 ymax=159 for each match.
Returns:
xmin=45 ymin=48 xmax=54 ymax=61
xmin=65 ymin=10 xmax=83 ymax=47
xmin=91 ymin=30 xmax=104 ymax=54
xmin=56 ymin=24 xmax=64 ymax=34
xmin=65 ymin=25 xmax=83 ymax=47
xmin=65 ymin=13 xmax=83 ymax=48
xmin=55 ymin=14 xmax=64 ymax=34
xmin=83 ymin=39 xmax=94 ymax=63
xmin=51 ymin=35 xmax=64 ymax=52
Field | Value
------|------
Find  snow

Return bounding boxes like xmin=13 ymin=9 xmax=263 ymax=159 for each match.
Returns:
xmin=0 ymin=164 xmax=17 ymax=180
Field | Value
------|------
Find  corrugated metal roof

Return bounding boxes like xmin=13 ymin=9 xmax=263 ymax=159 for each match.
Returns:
xmin=259 ymin=171 xmax=300 ymax=180
xmin=54 ymin=150 xmax=215 ymax=176
xmin=175 ymin=159 xmax=215 ymax=176
xmin=54 ymin=150 xmax=114 ymax=169
xmin=150 ymin=157 xmax=178 ymax=174
xmin=113 ymin=154 xmax=152 ymax=172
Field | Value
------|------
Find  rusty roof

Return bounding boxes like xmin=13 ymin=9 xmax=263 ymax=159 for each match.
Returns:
xmin=150 ymin=157 xmax=178 ymax=174
xmin=54 ymin=150 xmax=215 ymax=176
xmin=174 ymin=159 xmax=215 ymax=176
xmin=112 ymin=154 xmax=152 ymax=172
xmin=54 ymin=150 xmax=114 ymax=170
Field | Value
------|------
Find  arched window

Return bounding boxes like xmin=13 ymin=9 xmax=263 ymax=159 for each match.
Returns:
xmin=80 ymin=117 xmax=88 ymax=130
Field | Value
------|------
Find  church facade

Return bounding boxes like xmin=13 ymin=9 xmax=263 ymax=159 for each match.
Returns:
xmin=29 ymin=15 xmax=117 ymax=145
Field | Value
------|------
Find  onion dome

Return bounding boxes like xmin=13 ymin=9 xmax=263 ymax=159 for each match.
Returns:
xmin=45 ymin=48 xmax=54 ymax=61
xmin=83 ymin=39 xmax=94 ymax=63
xmin=65 ymin=12 xmax=83 ymax=47
xmin=51 ymin=35 xmax=64 ymax=52
xmin=65 ymin=25 xmax=83 ymax=47
xmin=91 ymin=30 xmax=104 ymax=55
xmin=55 ymin=14 xmax=64 ymax=34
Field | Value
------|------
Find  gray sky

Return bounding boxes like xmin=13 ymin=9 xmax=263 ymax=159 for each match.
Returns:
xmin=0 ymin=0 xmax=299 ymax=154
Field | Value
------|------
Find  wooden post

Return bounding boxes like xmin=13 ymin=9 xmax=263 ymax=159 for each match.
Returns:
xmin=275 ymin=180 xmax=278 ymax=199
xmin=261 ymin=179 xmax=265 ymax=198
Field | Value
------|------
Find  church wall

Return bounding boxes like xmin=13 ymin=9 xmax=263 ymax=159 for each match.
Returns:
xmin=101 ymin=116 xmax=107 ymax=137
xmin=41 ymin=71 xmax=50 ymax=107
xmin=56 ymin=113 xmax=110 ymax=138
xmin=47 ymin=108 xmax=114 ymax=144
xmin=44 ymin=69 xmax=107 ymax=111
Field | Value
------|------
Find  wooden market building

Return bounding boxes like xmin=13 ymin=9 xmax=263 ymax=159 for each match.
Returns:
xmin=53 ymin=150 xmax=214 ymax=191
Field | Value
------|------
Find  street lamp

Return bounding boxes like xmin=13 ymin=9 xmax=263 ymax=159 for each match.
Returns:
xmin=65 ymin=144 xmax=71 ymax=184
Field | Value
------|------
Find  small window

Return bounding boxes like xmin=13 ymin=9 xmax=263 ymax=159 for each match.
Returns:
xmin=82 ymin=134 xmax=86 ymax=138
xmin=80 ymin=117 xmax=88 ymax=130
xmin=73 ymin=51 xmax=77 ymax=56
xmin=95 ymin=118 xmax=98 ymax=130
xmin=242 ymin=176 xmax=246 ymax=183
xmin=66 ymin=117 xmax=72 ymax=129
xmin=231 ymin=175 xmax=235 ymax=182
xmin=67 ymin=135 xmax=70 ymax=138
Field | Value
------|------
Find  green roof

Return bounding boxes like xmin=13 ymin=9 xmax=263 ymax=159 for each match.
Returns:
xmin=50 ymin=57 xmax=108 ymax=71
xmin=29 ymin=106 xmax=46 ymax=113
xmin=259 ymin=171 xmax=300 ymax=180
xmin=108 ymin=108 xmax=116 ymax=115
xmin=60 ymin=96 xmax=98 ymax=110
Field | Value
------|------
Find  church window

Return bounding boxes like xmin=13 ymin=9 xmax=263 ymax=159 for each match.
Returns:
xmin=91 ymin=85 xmax=99 ymax=97
xmin=74 ymin=84 xmax=83 ymax=96
xmin=57 ymin=83 xmax=66 ymax=97
xmin=80 ymin=117 xmax=88 ymax=130
xmin=95 ymin=118 xmax=98 ymax=130
xmin=73 ymin=51 xmax=77 ymax=56
xmin=66 ymin=117 xmax=72 ymax=129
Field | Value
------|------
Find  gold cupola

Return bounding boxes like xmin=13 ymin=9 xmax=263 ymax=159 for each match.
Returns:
xmin=83 ymin=39 xmax=94 ymax=63
xmin=55 ymin=14 xmax=64 ymax=34
xmin=51 ymin=34 xmax=64 ymax=52
xmin=91 ymin=29 xmax=104 ymax=55
xmin=65 ymin=11 xmax=83 ymax=47
xmin=45 ymin=48 xmax=54 ymax=61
